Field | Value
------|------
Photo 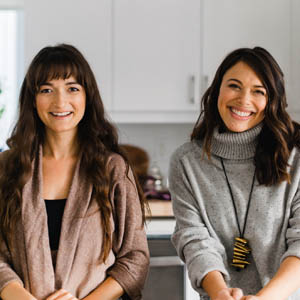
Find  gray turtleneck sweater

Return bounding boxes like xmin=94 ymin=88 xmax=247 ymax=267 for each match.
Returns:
xmin=169 ymin=125 xmax=300 ymax=300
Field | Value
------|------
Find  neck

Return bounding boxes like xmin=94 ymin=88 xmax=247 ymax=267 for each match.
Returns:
xmin=43 ymin=130 xmax=80 ymax=159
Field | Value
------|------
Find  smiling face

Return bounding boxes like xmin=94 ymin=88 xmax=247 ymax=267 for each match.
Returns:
xmin=217 ymin=61 xmax=268 ymax=132
xmin=35 ymin=76 xmax=86 ymax=137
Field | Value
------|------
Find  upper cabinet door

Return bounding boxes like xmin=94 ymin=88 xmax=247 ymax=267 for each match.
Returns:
xmin=203 ymin=0 xmax=290 ymax=90
xmin=24 ymin=0 xmax=112 ymax=110
xmin=112 ymin=0 xmax=201 ymax=123
xmin=290 ymin=0 xmax=300 ymax=119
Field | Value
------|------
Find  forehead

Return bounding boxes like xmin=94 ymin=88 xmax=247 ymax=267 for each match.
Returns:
xmin=222 ymin=61 xmax=264 ymax=86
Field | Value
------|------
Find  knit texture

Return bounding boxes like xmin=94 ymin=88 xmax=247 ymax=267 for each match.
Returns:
xmin=0 ymin=148 xmax=149 ymax=300
xmin=169 ymin=125 xmax=300 ymax=299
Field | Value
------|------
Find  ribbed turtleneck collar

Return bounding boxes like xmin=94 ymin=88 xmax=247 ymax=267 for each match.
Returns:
xmin=210 ymin=123 xmax=263 ymax=159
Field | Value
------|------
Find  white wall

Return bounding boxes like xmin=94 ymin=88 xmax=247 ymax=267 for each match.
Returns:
xmin=118 ymin=123 xmax=193 ymax=183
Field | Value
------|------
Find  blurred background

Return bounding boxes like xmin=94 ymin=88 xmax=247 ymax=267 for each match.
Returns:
xmin=0 ymin=0 xmax=299 ymax=184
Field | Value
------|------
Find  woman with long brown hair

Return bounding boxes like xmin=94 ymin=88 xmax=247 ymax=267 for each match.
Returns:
xmin=169 ymin=47 xmax=300 ymax=300
xmin=0 ymin=44 xmax=149 ymax=300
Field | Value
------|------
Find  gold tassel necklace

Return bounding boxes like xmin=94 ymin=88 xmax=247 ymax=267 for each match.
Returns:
xmin=220 ymin=158 xmax=256 ymax=271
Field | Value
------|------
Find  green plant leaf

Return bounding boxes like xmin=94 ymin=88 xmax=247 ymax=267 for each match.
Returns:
xmin=0 ymin=107 xmax=5 ymax=119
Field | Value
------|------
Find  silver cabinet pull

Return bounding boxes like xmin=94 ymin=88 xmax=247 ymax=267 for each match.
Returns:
xmin=150 ymin=256 xmax=184 ymax=267
xmin=189 ymin=75 xmax=196 ymax=104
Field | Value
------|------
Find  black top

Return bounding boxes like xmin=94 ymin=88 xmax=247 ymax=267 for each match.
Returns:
xmin=44 ymin=199 xmax=67 ymax=251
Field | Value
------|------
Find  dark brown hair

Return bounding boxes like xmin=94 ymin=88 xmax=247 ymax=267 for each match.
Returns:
xmin=0 ymin=44 xmax=148 ymax=261
xmin=191 ymin=47 xmax=300 ymax=185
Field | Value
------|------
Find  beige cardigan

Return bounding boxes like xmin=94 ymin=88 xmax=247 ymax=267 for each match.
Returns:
xmin=0 ymin=149 xmax=149 ymax=300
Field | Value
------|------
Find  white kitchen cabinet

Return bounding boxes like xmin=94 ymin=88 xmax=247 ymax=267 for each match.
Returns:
xmin=202 ymin=0 xmax=291 ymax=98
xmin=110 ymin=0 xmax=293 ymax=124
xmin=111 ymin=0 xmax=202 ymax=123
xmin=290 ymin=0 xmax=300 ymax=121
xmin=24 ymin=0 xmax=112 ymax=110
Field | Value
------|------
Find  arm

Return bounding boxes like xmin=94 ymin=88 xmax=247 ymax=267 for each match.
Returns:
xmin=246 ymin=187 xmax=300 ymax=300
xmin=169 ymin=152 xmax=231 ymax=296
xmin=0 ymin=281 xmax=37 ymax=300
xmin=82 ymin=277 xmax=123 ymax=300
xmin=0 ymin=238 xmax=28 ymax=300
xmin=106 ymin=155 xmax=150 ymax=300
xmin=252 ymin=256 xmax=300 ymax=300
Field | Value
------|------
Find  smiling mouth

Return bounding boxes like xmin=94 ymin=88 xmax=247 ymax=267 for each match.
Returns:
xmin=50 ymin=112 xmax=73 ymax=117
xmin=230 ymin=107 xmax=253 ymax=117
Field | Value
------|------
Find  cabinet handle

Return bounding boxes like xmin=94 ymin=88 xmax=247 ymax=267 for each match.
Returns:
xmin=188 ymin=75 xmax=195 ymax=104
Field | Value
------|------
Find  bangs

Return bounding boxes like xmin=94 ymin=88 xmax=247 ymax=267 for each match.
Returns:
xmin=30 ymin=50 xmax=85 ymax=92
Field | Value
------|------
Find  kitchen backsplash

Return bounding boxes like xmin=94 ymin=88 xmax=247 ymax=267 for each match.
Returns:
xmin=117 ymin=123 xmax=193 ymax=186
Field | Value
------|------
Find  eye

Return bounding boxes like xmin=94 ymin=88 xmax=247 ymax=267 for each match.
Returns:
xmin=39 ymin=88 xmax=52 ymax=94
xmin=254 ymin=90 xmax=265 ymax=96
xmin=69 ymin=87 xmax=80 ymax=92
xmin=228 ymin=83 xmax=240 ymax=90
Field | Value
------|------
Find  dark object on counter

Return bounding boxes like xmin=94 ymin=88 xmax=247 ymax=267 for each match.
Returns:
xmin=120 ymin=144 xmax=149 ymax=186
xmin=120 ymin=144 xmax=171 ymax=200
xmin=144 ymin=175 xmax=171 ymax=200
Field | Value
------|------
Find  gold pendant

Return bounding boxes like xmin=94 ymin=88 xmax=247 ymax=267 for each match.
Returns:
xmin=231 ymin=237 xmax=251 ymax=270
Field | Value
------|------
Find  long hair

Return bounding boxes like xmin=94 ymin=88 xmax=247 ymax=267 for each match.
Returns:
xmin=191 ymin=47 xmax=300 ymax=185
xmin=0 ymin=44 xmax=148 ymax=262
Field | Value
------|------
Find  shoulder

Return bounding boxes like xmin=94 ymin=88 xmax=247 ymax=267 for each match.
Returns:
xmin=170 ymin=140 xmax=203 ymax=165
xmin=106 ymin=152 xmax=129 ymax=181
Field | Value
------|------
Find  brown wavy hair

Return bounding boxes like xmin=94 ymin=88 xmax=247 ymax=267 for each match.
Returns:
xmin=191 ymin=47 xmax=300 ymax=185
xmin=0 ymin=44 xmax=148 ymax=261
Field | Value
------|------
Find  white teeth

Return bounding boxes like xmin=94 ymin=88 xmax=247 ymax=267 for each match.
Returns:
xmin=231 ymin=108 xmax=252 ymax=117
xmin=51 ymin=112 xmax=72 ymax=116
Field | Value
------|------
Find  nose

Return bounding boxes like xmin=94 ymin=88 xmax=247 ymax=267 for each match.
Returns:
xmin=238 ymin=89 xmax=251 ymax=105
xmin=53 ymin=90 xmax=67 ymax=108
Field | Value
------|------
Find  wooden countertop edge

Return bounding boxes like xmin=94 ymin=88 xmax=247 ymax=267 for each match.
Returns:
xmin=146 ymin=199 xmax=174 ymax=217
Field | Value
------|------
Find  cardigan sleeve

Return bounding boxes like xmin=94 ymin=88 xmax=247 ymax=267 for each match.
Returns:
xmin=107 ymin=155 xmax=149 ymax=300
xmin=0 ymin=238 xmax=24 ymax=293
xmin=0 ymin=151 xmax=24 ymax=293
xmin=281 ymin=186 xmax=300 ymax=262
xmin=169 ymin=151 xmax=229 ymax=295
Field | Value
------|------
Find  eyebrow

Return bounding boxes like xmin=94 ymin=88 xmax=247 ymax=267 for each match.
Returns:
xmin=41 ymin=81 xmax=80 ymax=86
xmin=227 ymin=78 xmax=265 ymax=89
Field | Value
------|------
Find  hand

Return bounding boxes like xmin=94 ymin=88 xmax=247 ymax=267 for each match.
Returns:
xmin=45 ymin=289 xmax=79 ymax=300
xmin=241 ymin=296 xmax=260 ymax=300
xmin=213 ymin=287 xmax=244 ymax=300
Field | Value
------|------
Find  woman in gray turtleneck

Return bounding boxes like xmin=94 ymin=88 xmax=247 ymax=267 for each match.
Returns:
xmin=169 ymin=47 xmax=300 ymax=300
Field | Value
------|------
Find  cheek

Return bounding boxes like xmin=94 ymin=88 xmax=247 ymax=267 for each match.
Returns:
xmin=256 ymin=99 xmax=268 ymax=115
xmin=35 ymin=97 xmax=48 ymax=118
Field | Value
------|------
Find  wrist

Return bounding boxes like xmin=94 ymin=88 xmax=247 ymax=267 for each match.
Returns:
xmin=202 ymin=271 xmax=228 ymax=299
xmin=1 ymin=281 xmax=36 ymax=300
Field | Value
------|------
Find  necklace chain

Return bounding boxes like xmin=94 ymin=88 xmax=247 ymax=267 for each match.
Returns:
xmin=220 ymin=158 xmax=256 ymax=237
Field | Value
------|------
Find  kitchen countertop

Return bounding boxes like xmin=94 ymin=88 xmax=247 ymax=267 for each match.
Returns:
xmin=146 ymin=199 xmax=173 ymax=218
xmin=145 ymin=199 xmax=175 ymax=236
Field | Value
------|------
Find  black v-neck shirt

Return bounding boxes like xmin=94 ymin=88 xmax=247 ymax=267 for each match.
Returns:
xmin=44 ymin=199 xmax=67 ymax=250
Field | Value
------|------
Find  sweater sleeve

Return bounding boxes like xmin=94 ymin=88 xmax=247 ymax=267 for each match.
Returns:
xmin=281 ymin=186 xmax=300 ymax=262
xmin=169 ymin=151 xmax=229 ymax=295
xmin=107 ymin=155 xmax=149 ymax=300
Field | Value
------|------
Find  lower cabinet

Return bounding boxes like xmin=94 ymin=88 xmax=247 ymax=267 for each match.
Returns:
xmin=144 ymin=235 xmax=199 ymax=300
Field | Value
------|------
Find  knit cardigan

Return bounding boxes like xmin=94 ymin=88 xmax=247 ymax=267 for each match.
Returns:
xmin=0 ymin=148 xmax=149 ymax=300
xmin=169 ymin=124 xmax=300 ymax=299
